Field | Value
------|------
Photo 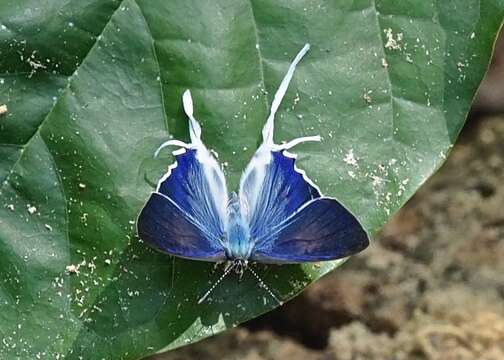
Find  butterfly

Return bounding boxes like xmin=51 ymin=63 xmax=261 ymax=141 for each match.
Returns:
xmin=137 ymin=44 xmax=369 ymax=303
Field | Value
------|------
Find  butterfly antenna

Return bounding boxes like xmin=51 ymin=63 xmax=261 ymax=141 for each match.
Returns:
xmin=247 ymin=266 xmax=283 ymax=306
xmin=262 ymin=43 xmax=311 ymax=146
xmin=197 ymin=263 xmax=235 ymax=304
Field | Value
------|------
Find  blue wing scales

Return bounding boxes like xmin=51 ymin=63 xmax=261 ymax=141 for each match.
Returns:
xmin=138 ymin=192 xmax=225 ymax=260
xmin=138 ymin=44 xmax=369 ymax=264
xmin=156 ymin=147 xmax=226 ymax=243
xmin=240 ymin=150 xmax=320 ymax=244
xmin=250 ymin=198 xmax=369 ymax=263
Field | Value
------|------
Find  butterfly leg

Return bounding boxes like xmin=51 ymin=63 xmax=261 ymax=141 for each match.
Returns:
xmin=231 ymin=259 xmax=248 ymax=280
xmin=224 ymin=261 xmax=232 ymax=272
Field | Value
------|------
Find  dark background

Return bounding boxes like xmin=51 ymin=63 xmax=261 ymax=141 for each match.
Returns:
xmin=154 ymin=29 xmax=504 ymax=360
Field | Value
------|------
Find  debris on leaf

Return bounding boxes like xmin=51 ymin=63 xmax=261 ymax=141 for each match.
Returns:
xmin=344 ymin=149 xmax=359 ymax=167
xmin=66 ymin=264 xmax=80 ymax=275
xmin=27 ymin=51 xmax=47 ymax=78
xmin=363 ymin=90 xmax=373 ymax=104
xmin=384 ymin=28 xmax=403 ymax=50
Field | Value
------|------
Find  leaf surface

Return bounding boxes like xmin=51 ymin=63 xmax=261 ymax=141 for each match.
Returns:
xmin=0 ymin=0 xmax=502 ymax=358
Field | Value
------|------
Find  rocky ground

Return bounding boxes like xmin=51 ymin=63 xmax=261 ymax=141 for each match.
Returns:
xmin=154 ymin=34 xmax=504 ymax=360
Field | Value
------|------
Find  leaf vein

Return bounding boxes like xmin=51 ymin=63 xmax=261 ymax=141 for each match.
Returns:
xmin=0 ymin=0 xmax=127 ymax=190
xmin=134 ymin=0 xmax=170 ymax=133
xmin=247 ymin=0 xmax=270 ymax=115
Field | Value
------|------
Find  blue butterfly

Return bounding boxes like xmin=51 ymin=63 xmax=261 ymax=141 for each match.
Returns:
xmin=137 ymin=44 xmax=369 ymax=303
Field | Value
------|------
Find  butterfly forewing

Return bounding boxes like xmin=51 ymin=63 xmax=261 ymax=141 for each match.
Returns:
xmin=138 ymin=192 xmax=226 ymax=261
xmin=249 ymin=197 xmax=369 ymax=263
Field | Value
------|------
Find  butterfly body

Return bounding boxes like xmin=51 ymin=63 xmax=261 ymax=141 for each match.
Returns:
xmin=225 ymin=193 xmax=253 ymax=261
xmin=137 ymin=43 xmax=369 ymax=274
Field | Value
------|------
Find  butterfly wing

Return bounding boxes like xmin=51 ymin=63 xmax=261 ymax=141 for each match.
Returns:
xmin=239 ymin=43 xmax=368 ymax=263
xmin=138 ymin=193 xmax=226 ymax=260
xmin=250 ymin=198 xmax=369 ymax=263
xmin=155 ymin=145 xmax=227 ymax=244
xmin=240 ymin=149 xmax=320 ymax=243
xmin=137 ymin=90 xmax=227 ymax=261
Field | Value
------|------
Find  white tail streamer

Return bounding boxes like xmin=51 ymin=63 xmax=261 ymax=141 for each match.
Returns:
xmin=154 ymin=89 xmax=229 ymax=227
xmin=262 ymin=43 xmax=311 ymax=146
xmin=239 ymin=43 xmax=320 ymax=220
xmin=182 ymin=90 xmax=203 ymax=145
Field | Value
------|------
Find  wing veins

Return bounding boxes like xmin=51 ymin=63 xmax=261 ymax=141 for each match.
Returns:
xmin=154 ymin=191 xmax=223 ymax=246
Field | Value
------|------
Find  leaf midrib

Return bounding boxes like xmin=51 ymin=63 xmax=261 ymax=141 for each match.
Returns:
xmin=63 ymin=1 xmax=273 ymax=355
xmin=135 ymin=0 xmax=170 ymax=133
xmin=247 ymin=0 xmax=270 ymax=114
xmin=59 ymin=1 xmax=274 ymax=356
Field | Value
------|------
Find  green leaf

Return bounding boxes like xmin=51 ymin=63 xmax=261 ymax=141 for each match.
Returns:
xmin=0 ymin=0 xmax=502 ymax=358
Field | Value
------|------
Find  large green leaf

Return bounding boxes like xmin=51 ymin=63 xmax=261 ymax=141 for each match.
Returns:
xmin=0 ymin=0 xmax=502 ymax=358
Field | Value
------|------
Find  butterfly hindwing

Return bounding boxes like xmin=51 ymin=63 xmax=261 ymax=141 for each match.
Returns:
xmin=240 ymin=149 xmax=320 ymax=244
xmin=137 ymin=90 xmax=227 ymax=261
xmin=156 ymin=147 xmax=227 ymax=244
